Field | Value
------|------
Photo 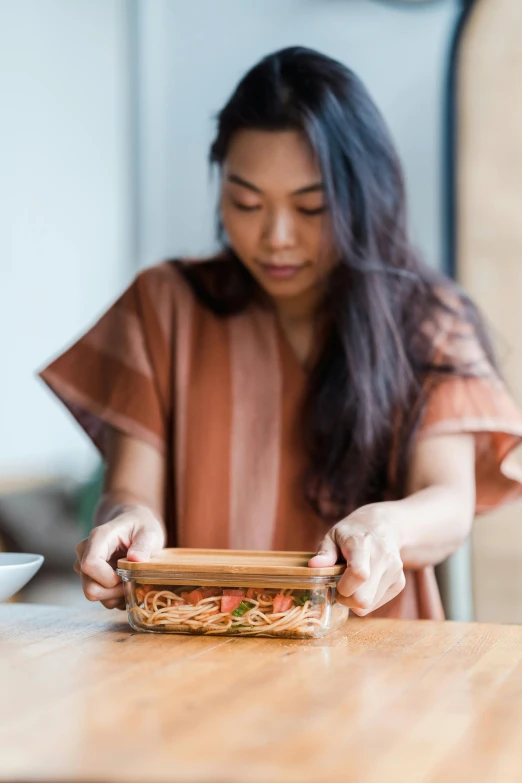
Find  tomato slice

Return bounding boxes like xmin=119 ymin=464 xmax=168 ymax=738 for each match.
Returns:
xmin=221 ymin=595 xmax=244 ymax=613
xmin=186 ymin=589 xmax=204 ymax=606
xmin=273 ymin=594 xmax=294 ymax=613
xmin=223 ymin=588 xmax=246 ymax=597
xmin=246 ymin=587 xmax=266 ymax=599
xmin=200 ymin=586 xmax=221 ymax=599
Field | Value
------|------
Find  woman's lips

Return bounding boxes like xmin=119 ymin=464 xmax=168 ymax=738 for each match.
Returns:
xmin=257 ymin=261 xmax=307 ymax=280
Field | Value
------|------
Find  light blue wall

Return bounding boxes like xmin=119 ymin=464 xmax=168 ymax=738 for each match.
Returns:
xmin=0 ymin=0 xmax=133 ymax=476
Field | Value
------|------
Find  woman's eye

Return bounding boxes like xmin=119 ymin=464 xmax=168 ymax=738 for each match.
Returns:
xmin=298 ymin=206 xmax=327 ymax=216
xmin=232 ymin=201 xmax=261 ymax=212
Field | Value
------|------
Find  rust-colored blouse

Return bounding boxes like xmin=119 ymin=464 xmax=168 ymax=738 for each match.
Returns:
xmin=39 ymin=261 xmax=522 ymax=619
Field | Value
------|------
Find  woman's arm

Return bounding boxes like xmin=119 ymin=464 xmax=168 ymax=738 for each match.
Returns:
xmin=390 ymin=432 xmax=475 ymax=569
xmin=309 ymin=432 xmax=476 ymax=615
xmin=95 ymin=427 xmax=167 ymax=533
xmin=75 ymin=428 xmax=167 ymax=608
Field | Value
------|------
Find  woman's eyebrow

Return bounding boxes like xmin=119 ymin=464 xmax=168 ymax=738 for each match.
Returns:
xmin=292 ymin=182 xmax=324 ymax=195
xmin=227 ymin=174 xmax=262 ymax=193
xmin=227 ymin=173 xmax=324 ymax=196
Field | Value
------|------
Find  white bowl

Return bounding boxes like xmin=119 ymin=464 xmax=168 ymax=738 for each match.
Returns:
xmin=0 ymin=553 xmax=45 ymax=602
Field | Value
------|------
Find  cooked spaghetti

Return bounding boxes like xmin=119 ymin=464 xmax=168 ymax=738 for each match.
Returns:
xmin=131 ymin=584 xmax=330 ymax=636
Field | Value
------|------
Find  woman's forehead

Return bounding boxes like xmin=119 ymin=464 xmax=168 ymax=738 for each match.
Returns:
xmin=223 ymin=129 xmax=321 ymax=194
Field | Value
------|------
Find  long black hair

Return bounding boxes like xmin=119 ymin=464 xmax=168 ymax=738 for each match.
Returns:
xmin=179 ymin=46 xmax=498 ymax=521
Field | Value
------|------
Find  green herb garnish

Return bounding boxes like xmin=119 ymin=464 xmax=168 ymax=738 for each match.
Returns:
xmin=293 ymin=590 xmax=311 ymax=606
xmin=231 ymin=601 xmax=251 ymax=617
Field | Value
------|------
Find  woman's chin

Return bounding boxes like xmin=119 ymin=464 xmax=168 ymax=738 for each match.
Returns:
xmin=255 ymin=272 xmax=318 ymax=301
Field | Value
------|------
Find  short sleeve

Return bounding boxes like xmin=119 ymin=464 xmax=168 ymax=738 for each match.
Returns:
xmin=38 ymin=264 xmax=175 ymax=456
xmin=418 ymin=372 xmax=522 ymax=514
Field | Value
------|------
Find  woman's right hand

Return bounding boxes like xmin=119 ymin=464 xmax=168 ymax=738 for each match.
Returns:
xmin=74 ymin=505 xmax=166 ymax=609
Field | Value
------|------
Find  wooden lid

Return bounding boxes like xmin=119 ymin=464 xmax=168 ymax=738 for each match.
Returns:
xmin=117 ymin=548 xmax=345 ymax=577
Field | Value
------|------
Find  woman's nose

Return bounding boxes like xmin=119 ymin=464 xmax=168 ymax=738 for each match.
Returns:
xmin=262 ymin=208 xmax=296 ymax=250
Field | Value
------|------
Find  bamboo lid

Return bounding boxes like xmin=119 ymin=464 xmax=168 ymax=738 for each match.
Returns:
xmin=117 ymin=548 xmax=345 ymax=577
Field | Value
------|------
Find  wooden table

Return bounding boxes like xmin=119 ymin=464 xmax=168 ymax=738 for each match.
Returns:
xmin=2 ymin=605 xmax=522 ymax=783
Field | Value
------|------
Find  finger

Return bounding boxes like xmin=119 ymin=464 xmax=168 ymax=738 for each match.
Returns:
xmin=370 ymin=564 xmax=405 ymax=610
xmin=356 ymin=583 xmax=399 ymax=617
xmin=308 ymin=534 xmax=338 ymax=567
xmin=336 ymin=556 xmax=386 ymax=611
xmin=126 ymin=526 xmax=164 ymax=562
xmin=75 ymin=538 xmax=87 ymax=559
xmin=336 ymin=535 xmax=372 ymax=597
xmin=371 ymin=571 xmax=407 ymax=613
xmin=349 ymin=562 xmax=392 ymax=616
xmin=101 ymin=597 xmax=127 ymax=611
xmin=81 ymin=528 xmax=122 ymax=589
xmin=346 ymin=534 xmax=371 ymax=580
xmin=81 ymin=574 xmax=124 ymax=603
xmin=74 ymin=539 xmax=87 ymax=576
xmin=336 ymin=571 xmax=366 ymax=600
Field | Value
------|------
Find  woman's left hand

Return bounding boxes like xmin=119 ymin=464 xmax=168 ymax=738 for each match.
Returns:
xmin=308 ymin=504 xmax=406 ymax=616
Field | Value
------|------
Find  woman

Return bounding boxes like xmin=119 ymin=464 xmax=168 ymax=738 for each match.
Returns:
xmin=40 ymin=47 xmax=522 ymax=619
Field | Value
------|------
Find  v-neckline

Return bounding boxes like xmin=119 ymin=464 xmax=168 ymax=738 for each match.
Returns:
xmin=272 ymin=311 xmax=320 ymax=376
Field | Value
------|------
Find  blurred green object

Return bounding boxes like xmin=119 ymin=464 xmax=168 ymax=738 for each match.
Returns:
xmin=76 ymin=463 xmax=104 ymax=537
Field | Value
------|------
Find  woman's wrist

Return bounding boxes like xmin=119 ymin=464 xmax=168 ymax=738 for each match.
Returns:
xmin=374 ymin=486 xmax=474 ymax=569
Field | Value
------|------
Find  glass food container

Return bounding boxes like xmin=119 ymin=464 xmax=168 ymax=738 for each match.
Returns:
xmin=117 ymin=548 xmax=349 ymax=639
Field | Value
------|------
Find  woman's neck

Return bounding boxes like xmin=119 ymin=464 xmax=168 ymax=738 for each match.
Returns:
xmin=272 ymin=286 xmax=321 ymax=329
xmin=271 ymin=288 xmax=325 ymax=368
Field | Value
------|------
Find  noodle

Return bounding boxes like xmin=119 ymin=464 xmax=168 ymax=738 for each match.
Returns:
xmin=131 ymin=585 xmax=328 ymax=637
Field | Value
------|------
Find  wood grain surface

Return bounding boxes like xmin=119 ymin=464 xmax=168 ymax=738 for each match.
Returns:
xmin=2 ymin=604 xmax=522 ymax=782
xmin=117 ymin=547 xmax=345 ymax=576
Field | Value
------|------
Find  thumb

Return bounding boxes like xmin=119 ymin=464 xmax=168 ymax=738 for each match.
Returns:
xmin=308 ymin=534 xmax=338 ymax=567
xmin=127 ymin=527 xmax=164 ymax=562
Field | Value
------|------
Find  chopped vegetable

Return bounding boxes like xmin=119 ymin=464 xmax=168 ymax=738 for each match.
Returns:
xmin=186 ymin=589 xmax=204 ymax=605
xmin=293 ymin=590 xmax=311 ymax=606
xmin=221 ymin=594 xmax=244 ymax=613
xmin=231 ymin=601 xmax=251 ymax=617
xmin=136 ymin=584 xmax=154 ymax=603
xmin=132 ymin=582 xmax=334 ymax=638
xmin=273 ymin=594 xmax=293 ymax=613
xmin=200 ymin=586 xmax=221 ymax=599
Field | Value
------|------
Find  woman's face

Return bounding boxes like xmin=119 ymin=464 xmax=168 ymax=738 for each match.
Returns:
xmin=220 ymin=130 xmax=336 ymax=303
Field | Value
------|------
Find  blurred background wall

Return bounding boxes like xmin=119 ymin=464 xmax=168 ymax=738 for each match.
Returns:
xmin=1 ymin=0 xmax=134 ymax=481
